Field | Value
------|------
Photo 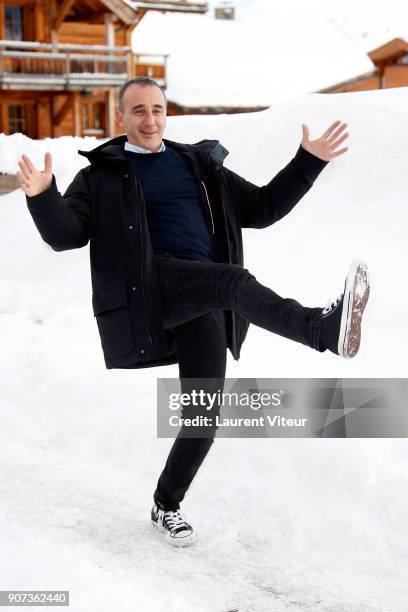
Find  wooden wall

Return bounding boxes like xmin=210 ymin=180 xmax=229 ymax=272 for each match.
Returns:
xmin=58 ymin=21 xmax=128 ymax=47
xmin=328 ymin=75 xmax=381 ymax=93
xmin=0 ymin=89 xmax=125 ymax=138
xmin=0 ymin=0 xmax=132 ymax=45
xmin=326 ymin=64 xmax=408 ymax=93
xmin=381 ymin=65 xmax=408 ymax=88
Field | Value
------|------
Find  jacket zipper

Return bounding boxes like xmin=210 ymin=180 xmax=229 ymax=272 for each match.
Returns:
xmin=132 ymin=171 xmax=153 ymax=345
xmin=139 ymin=215 xmax=153 ymax=345
xmin=201 ymin=180 xmax=215 ymax=235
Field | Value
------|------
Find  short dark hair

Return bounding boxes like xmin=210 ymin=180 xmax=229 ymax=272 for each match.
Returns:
xmin=117 ymin=77 xmax=167 ymax=112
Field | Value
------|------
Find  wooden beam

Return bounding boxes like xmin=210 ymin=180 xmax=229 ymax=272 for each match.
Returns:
xmin=34 ymin=3 xmax=46 ymax=42
xmin=50 ymin=0 xmax=59 ymax=44
xmin=124 ymin=25 xmax=134 ymax=74
xmin=0 ymin=104 xmax=8 ymax=135
xmin=37 ymin=95 xmax=52 ymax=139
xmin=51 ymin=95 xmax=57 ymax=138
xmin=72 ymin=91 xmax=81 ymax=136
xmin=44 ymin=0 xmax=52 ymax=42
xmin=106 ymin=88 xmax=116 ymax=137
xmin=53 ymin=95 xmax=72 ymax=126
xmin=134 ymin=8 xmax=147 ymax=27
xmin=99 ymin=0 xmax=136 ymax=25
xmin=0 ymin=1 xmax=5 ymax=39
xmin=58 ymin=12 xmax=107 ymax=24
xmin=132 ymin=0 xmax=207 ymax=11
xmin=104 ymin=13 xmax=115 ymax=46
xmin=53 ymin=0 xmax=76 ymax=31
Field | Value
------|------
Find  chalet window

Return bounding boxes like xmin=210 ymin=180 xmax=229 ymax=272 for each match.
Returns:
xmin=8 ymin=104 xmax=28 ymax=134
xmin=81 ymin=101 xmax=105 ymax=134
xmin=5 ymin=5 xmax=23 ymax=41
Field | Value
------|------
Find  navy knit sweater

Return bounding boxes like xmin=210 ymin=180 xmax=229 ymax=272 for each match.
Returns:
xmin=125 ymin=147 xmax=215 ymax=262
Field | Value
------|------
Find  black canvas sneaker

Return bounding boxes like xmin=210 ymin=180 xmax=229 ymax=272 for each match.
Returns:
xmin=319 ymin=260 xmax=370 ymax=358
xmin=151 ymin=503 xmax=196 ymax=547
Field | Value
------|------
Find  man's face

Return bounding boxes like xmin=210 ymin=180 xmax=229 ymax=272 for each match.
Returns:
xmin=116 ymin=84 xmax=167 ymax=152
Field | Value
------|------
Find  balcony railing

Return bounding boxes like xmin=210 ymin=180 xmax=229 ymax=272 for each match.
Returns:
xmin=0 ymin=40 xmax=131 ymax=89
xmin=0 ymin=40 xmax=167 ymax=91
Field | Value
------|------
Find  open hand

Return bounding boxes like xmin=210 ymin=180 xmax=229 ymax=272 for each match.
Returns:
xmin=16 ymin=152 xmax=53 ymax=197
xmin=301 ymin=120 xmax=349 ymax=161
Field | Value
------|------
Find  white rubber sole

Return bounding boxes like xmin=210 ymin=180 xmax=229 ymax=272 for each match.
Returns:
xmin=151 ymin=519 xmax=197 ymax=547
xmin=338 ymin=260 xmax=370 ymax=358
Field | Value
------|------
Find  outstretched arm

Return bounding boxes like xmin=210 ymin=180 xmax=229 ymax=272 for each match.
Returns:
xmin=230 ymin=121 xmax=349 ymax=229
xmin=18 ymin=153 xmax=91 ymax=251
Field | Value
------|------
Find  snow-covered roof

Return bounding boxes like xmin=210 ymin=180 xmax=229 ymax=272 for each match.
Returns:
xmin=131 ymin=0 xmax=207 ymax=12
xmin=241 ymin=0 xmax=408 ymax=54
xmin=131 ymin=11 xmax=375 ymax=107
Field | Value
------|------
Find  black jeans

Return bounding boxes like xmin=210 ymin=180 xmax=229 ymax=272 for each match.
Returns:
xmin=153 ymin=253 xmax=323 ymax=511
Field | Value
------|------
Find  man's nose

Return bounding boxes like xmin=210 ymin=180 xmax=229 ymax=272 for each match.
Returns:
xmin=144 ymin=112 xmax=156 ymax=123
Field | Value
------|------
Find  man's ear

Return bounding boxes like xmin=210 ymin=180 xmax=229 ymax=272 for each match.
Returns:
xmin=115 ymin=107 xmax=123 ymax=127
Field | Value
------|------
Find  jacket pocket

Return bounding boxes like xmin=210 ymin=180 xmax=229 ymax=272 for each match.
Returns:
xmin=92 ymin=283 xmax=135 ymax=358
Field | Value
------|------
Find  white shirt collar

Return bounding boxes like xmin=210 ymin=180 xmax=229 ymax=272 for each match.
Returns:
xmin=124 ymin=141 xmax=166 ymax=154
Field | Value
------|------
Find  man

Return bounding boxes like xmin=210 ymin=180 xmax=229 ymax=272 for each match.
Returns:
xmin=18 ymin=77 xmax=370 ymax=548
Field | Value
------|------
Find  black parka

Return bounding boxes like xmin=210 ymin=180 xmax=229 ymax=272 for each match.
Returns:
xmin=26 ymin=134 xmax=327 ymax=369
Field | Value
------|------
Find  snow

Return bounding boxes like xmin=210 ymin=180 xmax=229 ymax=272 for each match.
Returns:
xmin=1 ymin=86 xmax=408 ymax=610
xmin=131 ymin=0 xmax=408 ymax=108
xmin=231 ymin=0 xmax=408 ymax=52
xmin=131 ymin=11 xmax=374 ymax=107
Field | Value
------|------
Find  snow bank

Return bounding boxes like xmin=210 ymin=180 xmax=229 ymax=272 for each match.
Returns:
xmin=1 ymin=86 xmax=407 ymax=610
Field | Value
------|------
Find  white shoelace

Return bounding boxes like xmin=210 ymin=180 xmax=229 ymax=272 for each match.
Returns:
xmin=164 ymin=510 xmax=190 ymax=530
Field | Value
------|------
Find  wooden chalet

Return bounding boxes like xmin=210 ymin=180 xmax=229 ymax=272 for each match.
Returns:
xmin=321 ymin=38 xmax=408 ymax=93
xmin=0 ymin=0 xmax=207 ymax=139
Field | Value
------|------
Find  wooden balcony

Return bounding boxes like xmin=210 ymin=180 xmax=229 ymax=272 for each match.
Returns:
xmin=0 ymin=40 xmax=130 ymax=90
xmin=0 ymin=40 xmax=168 ymax=91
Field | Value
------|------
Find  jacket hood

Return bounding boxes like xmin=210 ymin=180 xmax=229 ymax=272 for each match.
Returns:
xmin=78 ymin=134 xmax=229 ymax=171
